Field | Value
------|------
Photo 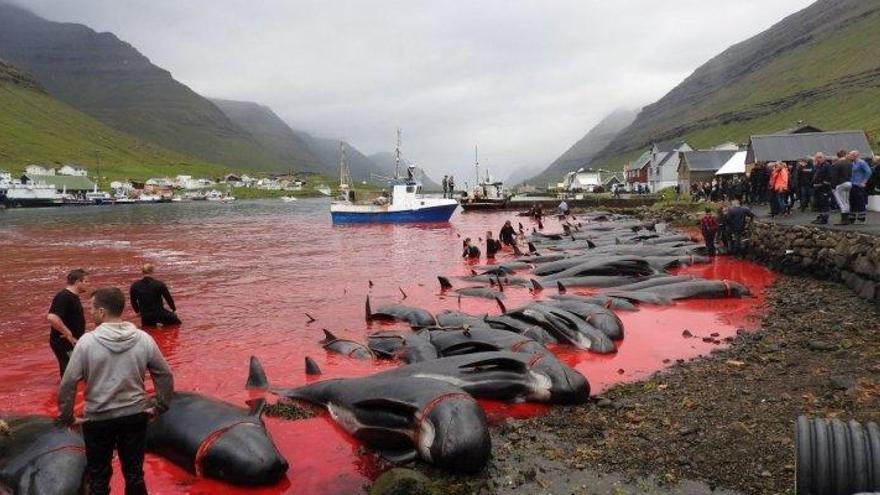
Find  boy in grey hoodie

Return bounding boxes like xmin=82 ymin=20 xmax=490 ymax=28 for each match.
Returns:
xmin=58 ymin=287 xmax=174 ymax=495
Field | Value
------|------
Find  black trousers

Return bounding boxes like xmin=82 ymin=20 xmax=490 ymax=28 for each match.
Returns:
xmin=701 ymin=228 xmax=716 ymax=256
xmin=141 ymin=308 xmax=181 ymax=327
xmin=850 ymin=185 xmax=868 ymax=218
xmin=82 ymin=413 xmax=149 ymax=495
xmin=49 ymin=335 xmax=73 ymax=377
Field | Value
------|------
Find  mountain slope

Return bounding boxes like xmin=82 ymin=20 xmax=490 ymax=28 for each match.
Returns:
xmin=529 ymin=108 xmax=638 ymax=185
xmin=367 ymin=152 xmax=441 ymax=190
xmin=295 ymin=132 xmax=387 ymax=183
xmin=588 ymin=0 xmax=880 ymax=171
xmin=0 ymin=2 xmax=287 ymax=172
xmin=0 ymin=59 xmax=226 ymax=180
xmin=211 ymin=99 xmax=324 ymax=174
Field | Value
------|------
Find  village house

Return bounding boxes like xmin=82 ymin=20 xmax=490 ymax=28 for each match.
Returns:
xmin=21 ymin=173 xmax=96 ymax=194
xmin=625 ymin=150 xmax=651 ymax=190
xmin=677 ymin=150 xmax=738 ymax=193
xmin=0 ymin=170 xmax=10 ymax=182
xmin=145 ymin=177 xmax=174 ymax=195
xmin=648 ymin=141 xmax=692 ymax=191
xmin=175 ymin=175 xmax=214 ymax=190
xmin=745 ymin=130 xmax=874 ymax=165
xmin=562 ymin=168 xmax=618 ymax=193
xmin=24 ymin=164 xmax=55 ymax=176
xmin=57 ymin=164 xmax=88 ymax=177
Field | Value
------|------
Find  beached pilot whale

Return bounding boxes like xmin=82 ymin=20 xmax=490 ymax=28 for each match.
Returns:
xmin=367 ymin=327 xmax=547 ymax=363
xmin=145 ymin=392 xmax=288 ymax=486
xmin=379 ymin=351 xmax=590 ymax=404
xmin=0 ymin=415 xmax=86 ymax=495
xmin=365 ymin=296 xmax=437 ymax=328
xmin=320 ymin=329 xmax=375 ymax=359
xmin=248 ymin=357 xmax=491 ymax=473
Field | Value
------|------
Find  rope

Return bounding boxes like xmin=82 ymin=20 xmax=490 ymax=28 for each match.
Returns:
xmin=193 ymin=421 xmax=256 ymax=476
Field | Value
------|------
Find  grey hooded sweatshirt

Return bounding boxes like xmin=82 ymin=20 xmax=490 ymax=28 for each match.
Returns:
xmin=58 ymin=321 xmax=174 ymax=424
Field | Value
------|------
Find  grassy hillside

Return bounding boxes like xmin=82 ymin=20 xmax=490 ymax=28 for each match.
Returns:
xmin=0 ymin=61 xmax=227 ymax=181
xmin=0 ymin=2 xmax=290 ymax=173
xmin=588 ymin=0 xmax=880 ymax=171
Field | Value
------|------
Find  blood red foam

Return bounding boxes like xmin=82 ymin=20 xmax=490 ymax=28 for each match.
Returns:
xmin=0 ymin=203 xmax=774 ymax=494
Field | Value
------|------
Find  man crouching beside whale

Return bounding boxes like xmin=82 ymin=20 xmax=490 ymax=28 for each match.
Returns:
xmin=58 ymin=287 xmax=174 ymax=495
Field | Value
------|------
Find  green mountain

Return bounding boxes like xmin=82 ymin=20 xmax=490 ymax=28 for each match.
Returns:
xmin=295 ymin=132 xmax=389 ymax=183
xmin=367 ymin=152 xmax=441 ymax=190
xmin=0 ymin=59 xmax=226 ymax=180
xmin=528 ymin=108 xmax=638 ymax=185
xmin=586 ymin=0 xmax=880 ymax=171
xmin=0 ymin=2 xmax=289 ymax=173
xmin=210 ymin=98 xmax=325 ymax=174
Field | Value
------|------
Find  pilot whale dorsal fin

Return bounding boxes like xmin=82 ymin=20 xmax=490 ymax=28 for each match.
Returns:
xmin=320 ymin=329 xmax=337 ymax=344
xmin=530 ymin=278 xmax=543 ymax=291
xmin=246 ymin=356 xmax=269 ymax=390
xmin=247 ymin=398 xmax=267 ymax=417
xmin=438 ymin=276 xmax=453 ymax=290
xmin=305 ymin=356 xmax=322 ymax=376
xmin=365 ymin=296 xmax=373 ymax=322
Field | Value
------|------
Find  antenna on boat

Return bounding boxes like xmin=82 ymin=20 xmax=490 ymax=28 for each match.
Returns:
xmin=338 ymin=140 xmax=351 ymax=192
xmin=395 ymin=128 xmax=402 ymax=179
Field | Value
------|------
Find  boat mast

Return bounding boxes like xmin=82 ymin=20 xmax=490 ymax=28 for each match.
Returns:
xmin=474 ymin=145 xmax=480 ymax=185
xmin=338 ymin=140 xmax=351 ymax=188
xmin=395 ymin=128 xmax=402 ymax=179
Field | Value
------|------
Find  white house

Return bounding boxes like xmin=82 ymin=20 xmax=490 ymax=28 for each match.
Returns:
xmin=175 ymin=175 xmax=214 ymax=190
xmin=648 ymin=141 xmax=692 ymax=191
xmin=25 ymin=165 xmax=55 ymax=176
xmin=562 ymin=168 xmax=611 ymax=192
xmin=0 ymin=170 xmax=10 ymax=182
xmin=58 ymin=165 xmax=88 ymax=177
xmin=257 ymin=178 xmax=282 ymax=190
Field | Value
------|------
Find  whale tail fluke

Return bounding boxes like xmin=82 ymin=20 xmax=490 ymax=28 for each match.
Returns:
xmin=305 ymin=356 xmax=322 ymax=375
xmin=246 ymin=356 xmax=269 ymax=390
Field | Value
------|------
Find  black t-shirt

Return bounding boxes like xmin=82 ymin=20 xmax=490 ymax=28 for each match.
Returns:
xmin=48 ymin=289 xmax=85 ymax=342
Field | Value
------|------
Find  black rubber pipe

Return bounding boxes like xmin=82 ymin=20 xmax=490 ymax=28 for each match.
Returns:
xmin=796 ymin=415 xmax=880 ymax=494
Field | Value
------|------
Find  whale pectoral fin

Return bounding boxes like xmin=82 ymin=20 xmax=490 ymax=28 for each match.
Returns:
xmin=352 ymin=398 xmax=419 ymax=414
xmin=246 ymin=356 xmax=269 ymax=390
xmin=352 ymin=427 xmax=418 ymax=462
xmin=443 ymin=342 xmax=500 ymax=356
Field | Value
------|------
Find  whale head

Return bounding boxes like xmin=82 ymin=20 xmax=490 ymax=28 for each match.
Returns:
xmin=417 ymin=392 xmax=491 ymax=474
xmin=200 ymin=421 xmax=288 ymax=486
xmin=527 ymin=353 xmax=590 ymax=405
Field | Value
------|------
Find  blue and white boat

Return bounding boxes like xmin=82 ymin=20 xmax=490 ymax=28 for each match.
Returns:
xmin=330 ymin=131 xmax=458 ymax=224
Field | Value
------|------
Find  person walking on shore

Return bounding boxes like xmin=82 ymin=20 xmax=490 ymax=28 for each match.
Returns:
xmin=47 ymin=269 xmax=89 ymax=377
xmin=769 ymin=162 xmax=789 ymax=216
xmin=725 ymin=200 xmax=755 ymax=256
xmin=58 ymin=287 xmax=174 ymax=495
xmin=848 ymin=150 xmax=872 ymax=224
xmin=441 ymin=175 xmax=449 ymax=199
xmin=699 ymin=208 xmax=718 ymax=256
xmin=831 ymin=150 xmax=853 ymax=225
xmin=129 ymin=264 xmax=181 ymax=327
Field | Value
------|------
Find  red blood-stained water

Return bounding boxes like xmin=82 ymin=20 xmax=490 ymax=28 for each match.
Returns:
xmin=0 ymin=201 xmax=775 ymax=494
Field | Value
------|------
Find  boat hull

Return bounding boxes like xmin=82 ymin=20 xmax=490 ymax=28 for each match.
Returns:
xmin=331 ymin=203 xmax=457 ymax=224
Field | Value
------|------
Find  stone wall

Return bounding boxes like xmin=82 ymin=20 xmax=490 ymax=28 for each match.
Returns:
xmin=748 ymin=221 xmax=880 ymax=302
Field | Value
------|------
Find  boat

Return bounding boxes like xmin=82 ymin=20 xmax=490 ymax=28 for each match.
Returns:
xmin=0 ymin=178 xmax=66 ymax=208
xmin=330 ymin=131 xmax=458 ymax=224
xmin=316 ymin=184 xmax=332 ymax=196
xmin=85 ymin=185 xmax=113 ymax=205
xmin=459 ymin=146 xmax=512 ymax=211
xmin=137 ymin=193 xmax=163 ymax=203
xmin=280 ymin=196 xmax=298 ymax=203
xmin=206 ymin=190 xmax=235 ymax=202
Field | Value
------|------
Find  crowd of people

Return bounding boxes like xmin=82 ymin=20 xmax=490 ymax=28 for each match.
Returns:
xmin=699 ymin=202 xmax=756 ymax=257
xmin=440 ymin=175 xmax=456 ymax=199
xmin=691 ymin=150 xmax=878 ymax=225
xmin=47 ymin=265 xmax=180 ymax=494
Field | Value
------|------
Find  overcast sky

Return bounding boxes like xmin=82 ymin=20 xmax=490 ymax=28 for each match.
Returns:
xmin=18 ymin=0 xmax=815 ymax=181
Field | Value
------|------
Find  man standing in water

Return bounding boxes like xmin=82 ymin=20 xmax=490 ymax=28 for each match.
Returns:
xmin=47 ymin=268 xmax=89 ymax=377
xmin=129 ymin=264 xmax=181 ymax=327
xmin=59 ymin=287 xmax=174 ymax=495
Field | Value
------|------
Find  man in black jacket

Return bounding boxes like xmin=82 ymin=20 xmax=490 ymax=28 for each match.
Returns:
xmin=129 ymin=264 xmax=181 ymax=327
xmin=811 ymin=153 xmax=833 ymax=224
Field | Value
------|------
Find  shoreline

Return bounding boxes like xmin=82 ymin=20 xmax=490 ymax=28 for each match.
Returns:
xmin=388 ymin=273 xmax=879 ymax=495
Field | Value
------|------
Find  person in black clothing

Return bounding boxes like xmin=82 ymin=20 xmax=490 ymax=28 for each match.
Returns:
xmin=462 ymin=238 xmax=481 ymax=259
xmin=499 ymin=220 xmax=516 ymax=246
xmin=485 ymin=231 xmax=502 ymax=258
xmin=129 ymin=264 xmax=180 ymax=327
xmin=811 ymin=153 xmax=833 ymax=224
xmin=798 ymin=159 xmax=815 ymax=211
xmin=725 ymin=201 xmax=755 ymax=256
xmin=47 ymin=268 xmax=89 ymax=377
